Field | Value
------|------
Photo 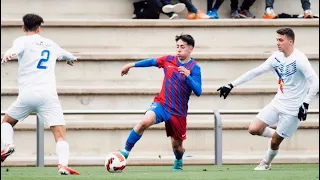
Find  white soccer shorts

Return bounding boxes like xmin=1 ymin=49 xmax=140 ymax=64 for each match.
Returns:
xmin=256 ymin=103 xmax=300 ymax=138
xmin=6 ymin=94 xmax=65 ymax=127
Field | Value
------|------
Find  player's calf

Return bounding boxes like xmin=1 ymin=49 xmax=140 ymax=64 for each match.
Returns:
xmin=270 ymin=133 xmax=283 ymax=150
xmin=120 ymin=111 xmax=156 ymax=158
xmin=248 ymin=119 xmax=270 ymax=136
xmin=120 ymin=129 xmax=142 ymax=159
xmin=134 ymin=120 xmax=151 ymax=134
xmin=134 ymin=111 xmax=156 ymax=134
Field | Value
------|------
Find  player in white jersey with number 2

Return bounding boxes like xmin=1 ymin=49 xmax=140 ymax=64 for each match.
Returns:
xmin=1 ymin=14 xmax=80 ymax=175
xmin=217 ymin=27 xmax=319 ymax=170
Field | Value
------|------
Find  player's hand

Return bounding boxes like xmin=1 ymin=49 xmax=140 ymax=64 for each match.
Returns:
xmin=121 ymin=63 xmax=134 ymax=76
xmin=298 ymin=102 xmax=309 ymax=121
xmin=178 ymin=66 xmax=190 ymax=77
xmin=1 ymin=53 xmax=16 ymax=65
xmin=66 ymin=57 xmax=78 ymax=66
xmin=217 ymin=83 xmax=234 ymax=99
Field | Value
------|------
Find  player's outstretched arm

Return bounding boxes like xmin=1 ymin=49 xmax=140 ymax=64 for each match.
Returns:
xmin=121 ymin=58 xmax=158 ymax=76
xmin=57 ymin=48 xmax=77 ymax=66
xmin=2 ymin=48 xmax=16 ymax=64
xmin=217 ymin=57 xmax=273 ymax=99
xmin=182 ymin=65 xmax=202 ymax=96
xmin=2 ymin=38 xmax=24 ymax=65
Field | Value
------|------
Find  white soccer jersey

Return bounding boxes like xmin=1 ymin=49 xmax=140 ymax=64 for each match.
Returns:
xmin=268 ymin=49 xmax=317 ymax=115
xmin=232 ymin=48 xmax=318 ymax=116
xmin=6 ymin=34 xmax=74 ymax=94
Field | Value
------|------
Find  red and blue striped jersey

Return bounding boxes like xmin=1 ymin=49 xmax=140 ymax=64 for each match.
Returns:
xmin=153 ymin=55 xmax=202 ymax=117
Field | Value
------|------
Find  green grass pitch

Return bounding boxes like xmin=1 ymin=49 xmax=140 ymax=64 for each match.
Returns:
xmin=1 ymin=164 xmax=318 ymax=180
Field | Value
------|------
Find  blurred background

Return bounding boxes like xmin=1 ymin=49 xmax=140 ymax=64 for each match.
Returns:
xmin=1 ymin=0 xmax=319 ymax=166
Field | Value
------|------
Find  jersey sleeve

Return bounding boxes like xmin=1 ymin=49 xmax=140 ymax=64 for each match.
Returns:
xmin=304 ymin=75 xmax=319 ymax=104
xmin=54 ymin=43 xmax=76 ymax=61
xmin=186 ymin=64 xmax=202 ymax=96
xmin=156 ymin=56 xmax=168 ymax=68
xmin=13 ymin=38 xmax=25 ymax=55
xmin=134 ymin=58 xmax=158 ymax=67
xmin=5 ymin=37 xmax=25 ymax=56
xmin=261 ymin=54 xmax=275 ymax=72
xmin=297 ymin=55 xmax=317 ymax=79
xmin=231 ymin=53 xmax=274 ymax=87
xmin=297 ymin=54 xmax=319 ymax=104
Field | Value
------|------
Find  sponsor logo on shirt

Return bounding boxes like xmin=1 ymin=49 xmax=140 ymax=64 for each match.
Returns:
xmin=273 ymin=58 xmax=297 ymax=93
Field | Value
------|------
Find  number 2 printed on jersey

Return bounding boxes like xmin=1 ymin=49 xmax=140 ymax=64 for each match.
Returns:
xmin=37 ymin=50 xmax=50 ymax=69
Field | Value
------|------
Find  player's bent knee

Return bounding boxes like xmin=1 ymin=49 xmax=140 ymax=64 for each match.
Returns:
xmin=138 ymin=120 xmax=154 ymax=130
xmin=248 ymin=120 xmax=266 ymax=135
xmin=137 ymin=120 xmax=150 ymax=130
xmin=137 ymin=111 xmax=156 ymax=130
xmin=248 ymin=127 xmax=262 ymax=135
xmin=2 ymin=114 xmax=18 ymax=127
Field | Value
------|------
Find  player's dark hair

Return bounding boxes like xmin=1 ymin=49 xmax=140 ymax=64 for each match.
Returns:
xmin=276 ymin=27 xmax=295 ymax=43
xmin=22 ymin=14 xmax=44 ymax=32
xmin=175 ymin=34 xmax=195 ymax=47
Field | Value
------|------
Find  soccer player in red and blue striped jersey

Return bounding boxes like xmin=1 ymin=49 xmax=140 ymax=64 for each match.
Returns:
xmin=120 ymin=34 xmax=202 ymax=171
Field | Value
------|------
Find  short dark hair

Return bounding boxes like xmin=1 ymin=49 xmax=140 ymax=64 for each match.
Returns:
xmin=276 ymin=27 xmax=295 ymax=43
xmin=175 ymin=34 xmax=195 ymax=47
xmin=22 ymin=14 xmax=44 ymax=32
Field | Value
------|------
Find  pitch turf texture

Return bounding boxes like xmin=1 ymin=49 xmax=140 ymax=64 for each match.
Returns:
xmin=1 ymin=164 xmax=318 ymax=180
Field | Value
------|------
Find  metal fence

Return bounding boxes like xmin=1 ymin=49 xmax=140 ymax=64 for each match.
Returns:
xmin=1 ymin=109 xmax=319 ymax=167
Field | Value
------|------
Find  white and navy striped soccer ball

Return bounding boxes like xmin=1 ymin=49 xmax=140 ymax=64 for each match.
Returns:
xmin=104 ymin=152 xmax=127 ymax=173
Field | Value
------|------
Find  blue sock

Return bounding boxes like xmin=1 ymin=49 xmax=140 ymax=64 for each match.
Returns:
xmin=173 ymin=149 xmax=184 ymax=160
xmin=124 ymin=129 xmax=142 ymax=152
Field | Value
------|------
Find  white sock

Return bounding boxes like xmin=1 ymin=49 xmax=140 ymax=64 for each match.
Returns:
xmin=263 ymin=147 xmax=278 ymax=165
xmin=1 ymin=122 xmax=14 ymax=145
xmin=261 ymin=127 xmax=276 ymax=138
xmin=56 ymin=141 xmax=69 ymax=166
